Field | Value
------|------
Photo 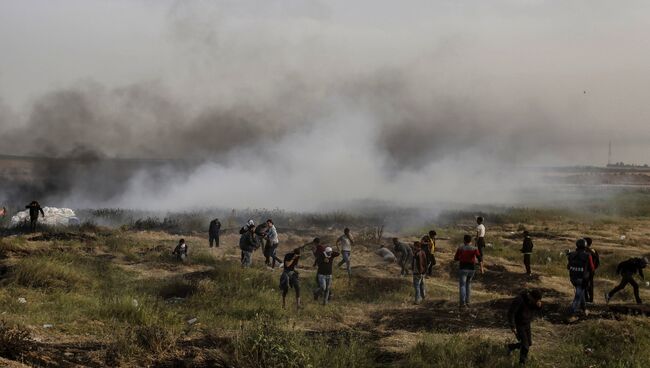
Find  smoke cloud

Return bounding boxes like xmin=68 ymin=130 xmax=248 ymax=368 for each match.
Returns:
xmin=1 ymin=0 xmax=649 ymax=210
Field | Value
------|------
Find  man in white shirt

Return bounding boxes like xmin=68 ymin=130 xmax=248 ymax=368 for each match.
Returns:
xmin=475 ymin=216 xmax=486 ymax=265
xmin=265 ymin=219 xmax=283 ymax=269
xmin=336 ymin=228 xmax=354 ymax=278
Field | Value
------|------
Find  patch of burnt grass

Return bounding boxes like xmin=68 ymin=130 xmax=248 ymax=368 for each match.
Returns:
xmin=0 ymin=320 xmax=31 ymax=360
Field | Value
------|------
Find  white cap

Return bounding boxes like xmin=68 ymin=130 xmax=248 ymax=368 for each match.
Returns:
xmin=247 ymin=219 xmax=255 ymax=226
xmin=325 ymin=246 xmax=332 ymax=253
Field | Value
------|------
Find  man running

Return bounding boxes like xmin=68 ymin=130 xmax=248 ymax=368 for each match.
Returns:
xmin=208 ymin=218 xmax=221 ymax=248
xmin=336 ymin=228 xmax=354 ymax=278
xmin=584 ymin=237 xmax=600 ymax=304
xmin=313 ymin=246 xmax=340 ymax=305
xmin=566 ymin=239 xmax=595 ymax=316
xmin=507 ymin=289 xmax=543 ymax=366
xmin=25 ymin=201 xmax=45 ymax=231
xmin=392 ymin=237 xmax=413 ymax=276
xmin=521 ymin=231 xmax=534 ymax=276
xmin=280 ymin=248 xmax=302 ymax=309
xmin=412 ymin=241 xmax=427 ymax=304
xmin=454 ymin=234 xmax=483 ymax=309
xmin=475 ymin=217 xmax=486 ymax=262
xmin=605 ymin=257 xmax=647 ymax=305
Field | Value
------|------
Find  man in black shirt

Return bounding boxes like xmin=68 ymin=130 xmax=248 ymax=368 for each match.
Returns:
xmin=208 ymin=218 xmax=221 ymax=248
xmin=280 ymin=248 xmax=302 ymax=309
xmin=313 ymin=246 xmax=340 ymax=305
xmin=26 ymin=201 xmax=45 ymax=231
xmin=605 ymin=257 xmax=647 ymax=304
xmin=521 ymin=231 xmax=534 ymax=276
xmin=507 ymin=289 xmax=543 ymax=366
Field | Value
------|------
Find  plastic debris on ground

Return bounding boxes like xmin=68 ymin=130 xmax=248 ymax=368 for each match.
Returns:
xmin=11 ymin=207 xmax=80 ymax=227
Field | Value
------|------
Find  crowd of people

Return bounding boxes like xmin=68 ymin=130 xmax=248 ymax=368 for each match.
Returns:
xmin=192 ymin=215 xmax=645 ymax=366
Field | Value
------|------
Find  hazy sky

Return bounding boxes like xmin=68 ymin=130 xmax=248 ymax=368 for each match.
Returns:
xmin=1 ymin=0 xmax=649 ymax=209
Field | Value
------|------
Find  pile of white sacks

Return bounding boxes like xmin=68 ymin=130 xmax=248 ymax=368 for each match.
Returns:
xmin=11 ymin=207 xmax=80 ymax=227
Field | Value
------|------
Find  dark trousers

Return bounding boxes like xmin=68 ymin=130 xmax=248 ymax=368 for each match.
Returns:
xmin=423 ymin=249 xmax=434 ymax=276
xmin=523 ymin=254 xmax=531 ymax=275
xmin=585 ymin=272 xmax=595 ymax=303
xmin=608 ymin=274 xmax=642 ymax=304
xmin=30 ymin=217 xmax=38 ymax=231
xmin=508 ymin=324 xmax=531 ymax=364
xmin=209 ymin=234 xmax=220 ymax=247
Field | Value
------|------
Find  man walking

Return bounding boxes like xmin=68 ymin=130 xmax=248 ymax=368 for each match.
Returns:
xmin=475 ymin=217 xmax=486 ymax=261
xmin=336 ymin=228 xmax=354 ymax=278
xmin=521 ymin=231 xmax=534 ymax=276
xmin=280 ymin=248 xmax=302 ymax=309
xmin=421 ymin=230 xmax=437 ymax=276
xmin=313 ymin=246 xmax=340 ymax=305
xmin=605 ymin=257 xmax=647 ymax=305
xmin=567 ymin=239 xmax=595 ymax=316
xmin=412 ymin=241 xmax=427 ymax=304
xmin=507 ymin=289 xmax=543 ymax=366
xmin=584 ymin=237 xmax=600 ymax=304
xmin=239 ymin=224 xmax=258 ymax=268
xmin=454 ymin=234 xmax=483 ymax=309
xmin=26 ymin=201 xmax=45 ymax=231
xmin=265 ymin=219 xmax=283 ymax=269
xmin=392 ymin=237 xmax=413 ymax=276
xmin=209 ymin=218 xmax=221 ymax=248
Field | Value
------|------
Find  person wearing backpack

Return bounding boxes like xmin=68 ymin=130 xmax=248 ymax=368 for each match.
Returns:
xmin=412 ymin=241 xmax=428 ymax=304
xmin=454 ymin=234 xmax=483 ymax=309
xmin=239 ymin=224 xmax=259 ymax=267
xmin=172 ymin=238 xmax=188 ymax=261
xmin=506 ymin=289 xmax=543 ymax=366
xmin=421 ymin=230 xmax=437 ymax=276
xmin=584 ymin=237 xmax=599 ymax=304
xmin=521 ymin=231 xmax=534 ymax=276
xmin=605 ymin=257 xmax=647 ymax=305
xmin=566 ymin=239 xmax=595 ymax=315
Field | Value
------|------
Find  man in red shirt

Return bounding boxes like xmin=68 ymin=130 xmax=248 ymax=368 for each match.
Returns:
xmin=454 ymin=234 xmax=483 ymax=309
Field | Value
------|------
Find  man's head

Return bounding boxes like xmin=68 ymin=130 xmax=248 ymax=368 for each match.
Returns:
xmin=392 ymin=237 xmax=399 ymax=245
xmin=641 ymin=257 xmax=649 ymax=268
xmin=529 ymin=289 xmax=543 ymax=308
xmin=429 ymin=230 xmax=437 ymax=238
xmin=584 ymin=237 xmax=593 ymax=247
xmin=214 ymin=218 xmax=219 ymax=222
xmin=294 ymin=248 xmax=301 ymax=255
xmin=576 ymin=238 xmax=587 ymax=250
xmin=463 ymin=234 xmax=472 ymax=244
xmin=324 ymin=247 xmax=333 ymax=257
xmin=344 ymin=228 xmax=350 ymax=235
xmin=266 ymin=219 xmax=273 ymax=226
xmin=413 ymin=241 xmax=421 ymax=249
xmin=523 ymin=230 xmax=529 ymax=237
xmin=247 ymin=219 xmax=255 ymax=227
xmin=179 ymin=238 xmax=185 ymax=244
xmin=477 ymin=216 xmax=484 ymax=225
xmin=313 ymin=237 xmax=321 ymax=245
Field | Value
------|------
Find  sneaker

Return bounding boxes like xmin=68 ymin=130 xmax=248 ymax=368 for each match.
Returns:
xmin=604 ymin=292 xmax=610 ymax=304
xmin=584 ymin=309 xmax=590 ymax=317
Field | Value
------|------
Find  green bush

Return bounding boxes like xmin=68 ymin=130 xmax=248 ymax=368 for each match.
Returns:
xmin=404 ymin=334 xmax=512 ymax=368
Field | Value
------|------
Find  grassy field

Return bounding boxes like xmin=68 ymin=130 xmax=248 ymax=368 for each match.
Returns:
xmin=1 ymin=196 xmax=650 ymax=367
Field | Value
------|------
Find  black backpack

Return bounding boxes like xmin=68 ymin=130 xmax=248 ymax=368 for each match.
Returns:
xmin=567 ymin=250 xmax=590 ymax=281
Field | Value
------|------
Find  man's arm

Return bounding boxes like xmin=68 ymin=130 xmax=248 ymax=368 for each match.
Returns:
xmin=639 ymin=268 xmax=645 ymax=280
xmin=588 ymin=255 xmax=595 ymax=272
xmin=453 ymin=248 xmax=460 ymax=261
xmin=39 ymin=207 xmax=45 ymax=216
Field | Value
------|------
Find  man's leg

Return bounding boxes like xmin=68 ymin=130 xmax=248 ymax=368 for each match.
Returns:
xmin=420 ymin=275 xmax=426 ymax=300
xmin=518 ymin=324 xmax=531 ymax=365
xmin=292 ymin=275 xmax=301 ymax=308
xmin=466 ymin=270 xmax=475 ymax=304
xmin=571 ymin=280 xmax=584 ymax=313
xmin=524 ymin=254 xmax=531 ymax=275
xmin=413 ymin=274 xmax=422 ymax=303
xmin=628 ymin=277 xmax=642 ymax=304
xmin=323 ymin=275 xmax=332 ymax=305
xmin=459 ymin=271 xmax=468 ymax=306
xmin=586 ymin=274 xmax=595 ymax=303
xmin=344 ymin=251 xmax=351 ymax=277
xmin=608 ymin=277 xmax=629 ymax=301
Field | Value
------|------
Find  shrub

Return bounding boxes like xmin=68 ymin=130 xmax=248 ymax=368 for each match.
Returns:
xmin=0 ymin=320 xmax=31 ymax=359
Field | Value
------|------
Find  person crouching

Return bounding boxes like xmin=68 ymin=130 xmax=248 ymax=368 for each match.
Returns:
xmin=172 ymin=238 xmax=188 ymax=261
